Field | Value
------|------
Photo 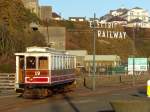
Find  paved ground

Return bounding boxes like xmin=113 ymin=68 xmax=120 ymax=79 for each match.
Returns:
xmin=0 ymin=83 xmax=148 ymax=112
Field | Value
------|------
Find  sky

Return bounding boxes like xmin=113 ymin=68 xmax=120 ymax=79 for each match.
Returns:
xmin=39 ymin=0 xmax=150 ymax=19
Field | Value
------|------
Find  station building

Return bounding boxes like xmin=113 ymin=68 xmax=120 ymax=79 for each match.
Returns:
xmin=84 ymin=55 xmax=121 ymax=73
xmin=67 ymin=50 xmax=88 ymax=67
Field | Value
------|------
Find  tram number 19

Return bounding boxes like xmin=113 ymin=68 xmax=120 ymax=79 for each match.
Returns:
xmin=35 ymin=71 xmax=40 ymax=76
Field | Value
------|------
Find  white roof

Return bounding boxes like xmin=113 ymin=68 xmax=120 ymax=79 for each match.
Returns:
xmin=84 ymin=55 xmax=120 ymax=61
xmin=15 ymin=46 xmax=75 ymax=56
xmin=67 ymin=50 xmax=87 ymax=56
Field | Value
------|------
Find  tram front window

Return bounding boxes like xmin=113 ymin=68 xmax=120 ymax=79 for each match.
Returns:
xmin=38 ymin=57 xmax=48 ymax=69
xmin=26 ymin=57 xmax=36 ymax=69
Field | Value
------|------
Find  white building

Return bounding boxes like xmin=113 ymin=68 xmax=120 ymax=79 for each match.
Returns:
xmin=22 ymin=0 xmax=39 ymax=16
xmin=110 ymin=8 xmax=128 ymax=17
xmin=52 ymin=12 xmax=61 ymax=21
xmin=69 ymin=17 xmax=86 ymax=22
xmin=121 ymin=7 xmax=149 ymax=23
xmin=67 ymin=50 xmax=87 ymax=67
xmin=100 ymin=7 xmax=150 ymax=28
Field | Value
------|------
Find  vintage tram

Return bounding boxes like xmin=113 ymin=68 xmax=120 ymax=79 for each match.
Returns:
xmin=15 ymin=46 xmax=76 ymax=98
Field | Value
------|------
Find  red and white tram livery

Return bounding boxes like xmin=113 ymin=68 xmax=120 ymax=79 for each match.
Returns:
xmin=15 ymin=47 xmax=76 ymax=97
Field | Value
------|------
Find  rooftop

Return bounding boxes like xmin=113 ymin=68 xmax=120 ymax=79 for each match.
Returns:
xmin=84 ymin=55 xmax=120 ymax=61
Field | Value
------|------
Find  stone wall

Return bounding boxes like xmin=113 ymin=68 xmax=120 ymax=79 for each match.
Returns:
xmin=76 ymin=74 xmax=150 ymax=88
xmin=39 ymin=26 xmax=66 ymax=50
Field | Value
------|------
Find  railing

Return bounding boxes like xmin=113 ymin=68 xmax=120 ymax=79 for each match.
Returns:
xmin=0 ymin=73 xmax=15 ymax=93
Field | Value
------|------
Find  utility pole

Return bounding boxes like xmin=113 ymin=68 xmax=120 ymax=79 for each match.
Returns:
xmin=132 ymin=23 xmax=138 ymax=86
xmin=132 ymin=25 xmax=136 ymax=86
xmin=92 ymin=13 xmax=96 ymax=91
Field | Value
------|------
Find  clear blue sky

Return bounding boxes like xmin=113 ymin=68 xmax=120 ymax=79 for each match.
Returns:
xmin=39 ymin=0 xmax=149 ymax=19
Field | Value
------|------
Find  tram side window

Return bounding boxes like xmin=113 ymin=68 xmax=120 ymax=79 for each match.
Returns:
xmin=54 ymin=56 xmax=57 ymax=70
xmin=26 ymin=57 xmax=36 ymax=69
xmin=63 ymin=56 xmax=66 ymax=69
xmin=70 ymin=57 xmax=74 ymax=69
xmin=51 ymin=56 xmax=54 ymax=70
xmin=38 ymin=57 xmax=48 ymax=69
xmin=68 ymin=57 xmax=70 ymax=69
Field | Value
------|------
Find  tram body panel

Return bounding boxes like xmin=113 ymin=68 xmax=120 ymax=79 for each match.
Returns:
xmin=15 ymin=47 xmax=76 ymax=93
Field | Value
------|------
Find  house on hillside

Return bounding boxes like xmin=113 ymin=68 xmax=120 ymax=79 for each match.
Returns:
xmin=52 ymin=12 xmax=61 ymax=21
xmin=39 ymin=6 xmax=52 ymax=21
xmin=107 ymin=16 xmax=127 ymax=25
xmin=69 ymin=17 xmax=86 ymax=22
xmin=110 ymin=8 xmax=128 ymax=17
xmin=100 ymin=7 xmax=150 ymax=28
xmin=22 ymin=0 xmax=39 ymax=16
xmin=121 ymin=7 xmax=149 ymax=23
xmin=127 ymin=18 xmax=150 ymax=28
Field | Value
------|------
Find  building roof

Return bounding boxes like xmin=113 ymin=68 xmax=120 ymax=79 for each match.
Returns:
xmin=129 ymin=18 xmax=143 ymax=23
xmin=107 ymin=16 xmax=127 ymax=22
xmin=110 ymin=8 xmax=128 ymax=13
xmin=84 ymin=55 xmax=120 ymax=61
xmin=132 ymin=7 xmax=143 ymax=10
xmin=52 ymin=12 xmax=61 ymax=18
xmin=100 ymin=14 xmax=113 ymax=21
xmin=67 ymin=50 xmax=87 ymax=56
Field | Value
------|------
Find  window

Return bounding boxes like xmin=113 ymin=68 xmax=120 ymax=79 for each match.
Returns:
xmin=63 ymin=56 xmax=67 ymax=69
xmin=54 ymin=56 xmax=57 ymax=70
xmin=51 ymin=55 xmax=54 ymax=70
xmin=38 ymin=57 xmax=48 ymax=69
xmin=71 ymin=57 xmax=74 ymax=68
xmin=26 ymin=57 xmax=36 ymax=69
xmin=19 ymin=56 xmax=24 ymax=69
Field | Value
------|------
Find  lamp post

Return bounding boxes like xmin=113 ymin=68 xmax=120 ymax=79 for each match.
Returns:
xmin=92 ymin=13 xmax=96 ymax=91
xmin=132 ymin=26 xmax=135 ymax=86
xmin=132 ymin=23 xmax=138 ymax=86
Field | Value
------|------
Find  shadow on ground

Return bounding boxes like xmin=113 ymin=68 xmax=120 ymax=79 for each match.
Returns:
xmin=98 ymin=110 xmax=114 ymax=112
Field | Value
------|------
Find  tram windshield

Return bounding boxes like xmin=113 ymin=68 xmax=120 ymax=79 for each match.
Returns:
xmin=26 ymin=57 xmax=36 ymax=69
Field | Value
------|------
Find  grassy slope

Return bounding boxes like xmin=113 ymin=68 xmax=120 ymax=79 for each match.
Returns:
xmin=45 ymin=20 xmax=150 ymax=61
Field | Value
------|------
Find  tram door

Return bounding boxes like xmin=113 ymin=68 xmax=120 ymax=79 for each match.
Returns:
xmin=19 ymin=56 xmax=25 ymax=83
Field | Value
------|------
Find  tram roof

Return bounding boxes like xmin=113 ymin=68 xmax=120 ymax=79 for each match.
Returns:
xmin=15 ymin=46 xmax=75 ymax=56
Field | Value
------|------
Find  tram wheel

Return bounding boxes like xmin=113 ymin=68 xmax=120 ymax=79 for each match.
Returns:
xmin=23 ymin=88 xmax=51 ymax=99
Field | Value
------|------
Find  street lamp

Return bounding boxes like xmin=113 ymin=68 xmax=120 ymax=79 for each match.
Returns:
xmin=132 ymin=23 xmax=139 ymax=86
xmin=92 ymin=13 xmax=96 ymax=91
xmin=132 ymin=26 xmax=135 ymax=86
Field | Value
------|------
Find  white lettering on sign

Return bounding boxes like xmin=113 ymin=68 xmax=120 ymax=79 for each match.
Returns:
xmin=97 ymin=30 xmax=127 ymax=39
xmin=89 ymin=21 xmax=118 ymax=29
xmin=89 ymin=21 xmax=127 ymax=39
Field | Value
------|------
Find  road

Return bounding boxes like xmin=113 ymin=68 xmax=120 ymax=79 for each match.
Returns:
xmin=0 ymin=84 xmax=149 ymax=112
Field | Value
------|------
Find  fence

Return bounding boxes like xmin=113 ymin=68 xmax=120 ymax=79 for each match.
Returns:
xmin=0 ymin=73 xmax=15 ymax=93
xmin=76 ymin=74 xmax=150 ymax=88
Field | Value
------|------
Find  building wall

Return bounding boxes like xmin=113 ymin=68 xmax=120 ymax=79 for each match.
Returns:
xmin=38 ymin=26 xmax=66 ymax=50
xmin=126 ymin=8 xmax=149 ymax=22
xmin=39 ymin=6 xmax=52 ymax=21
xmin=22 ymin=0 xmax=39 ymax=16
xmin=67 ymin=50 xmax=88 ymax=67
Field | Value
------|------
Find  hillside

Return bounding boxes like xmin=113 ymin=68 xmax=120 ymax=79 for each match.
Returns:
xmin=43 ymin=20 xmax=150 ymax=62
xmin=64 ymin=22 xmax=150 ymax=61
xmin=0 ymin=0 xmax=46 ymax=72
